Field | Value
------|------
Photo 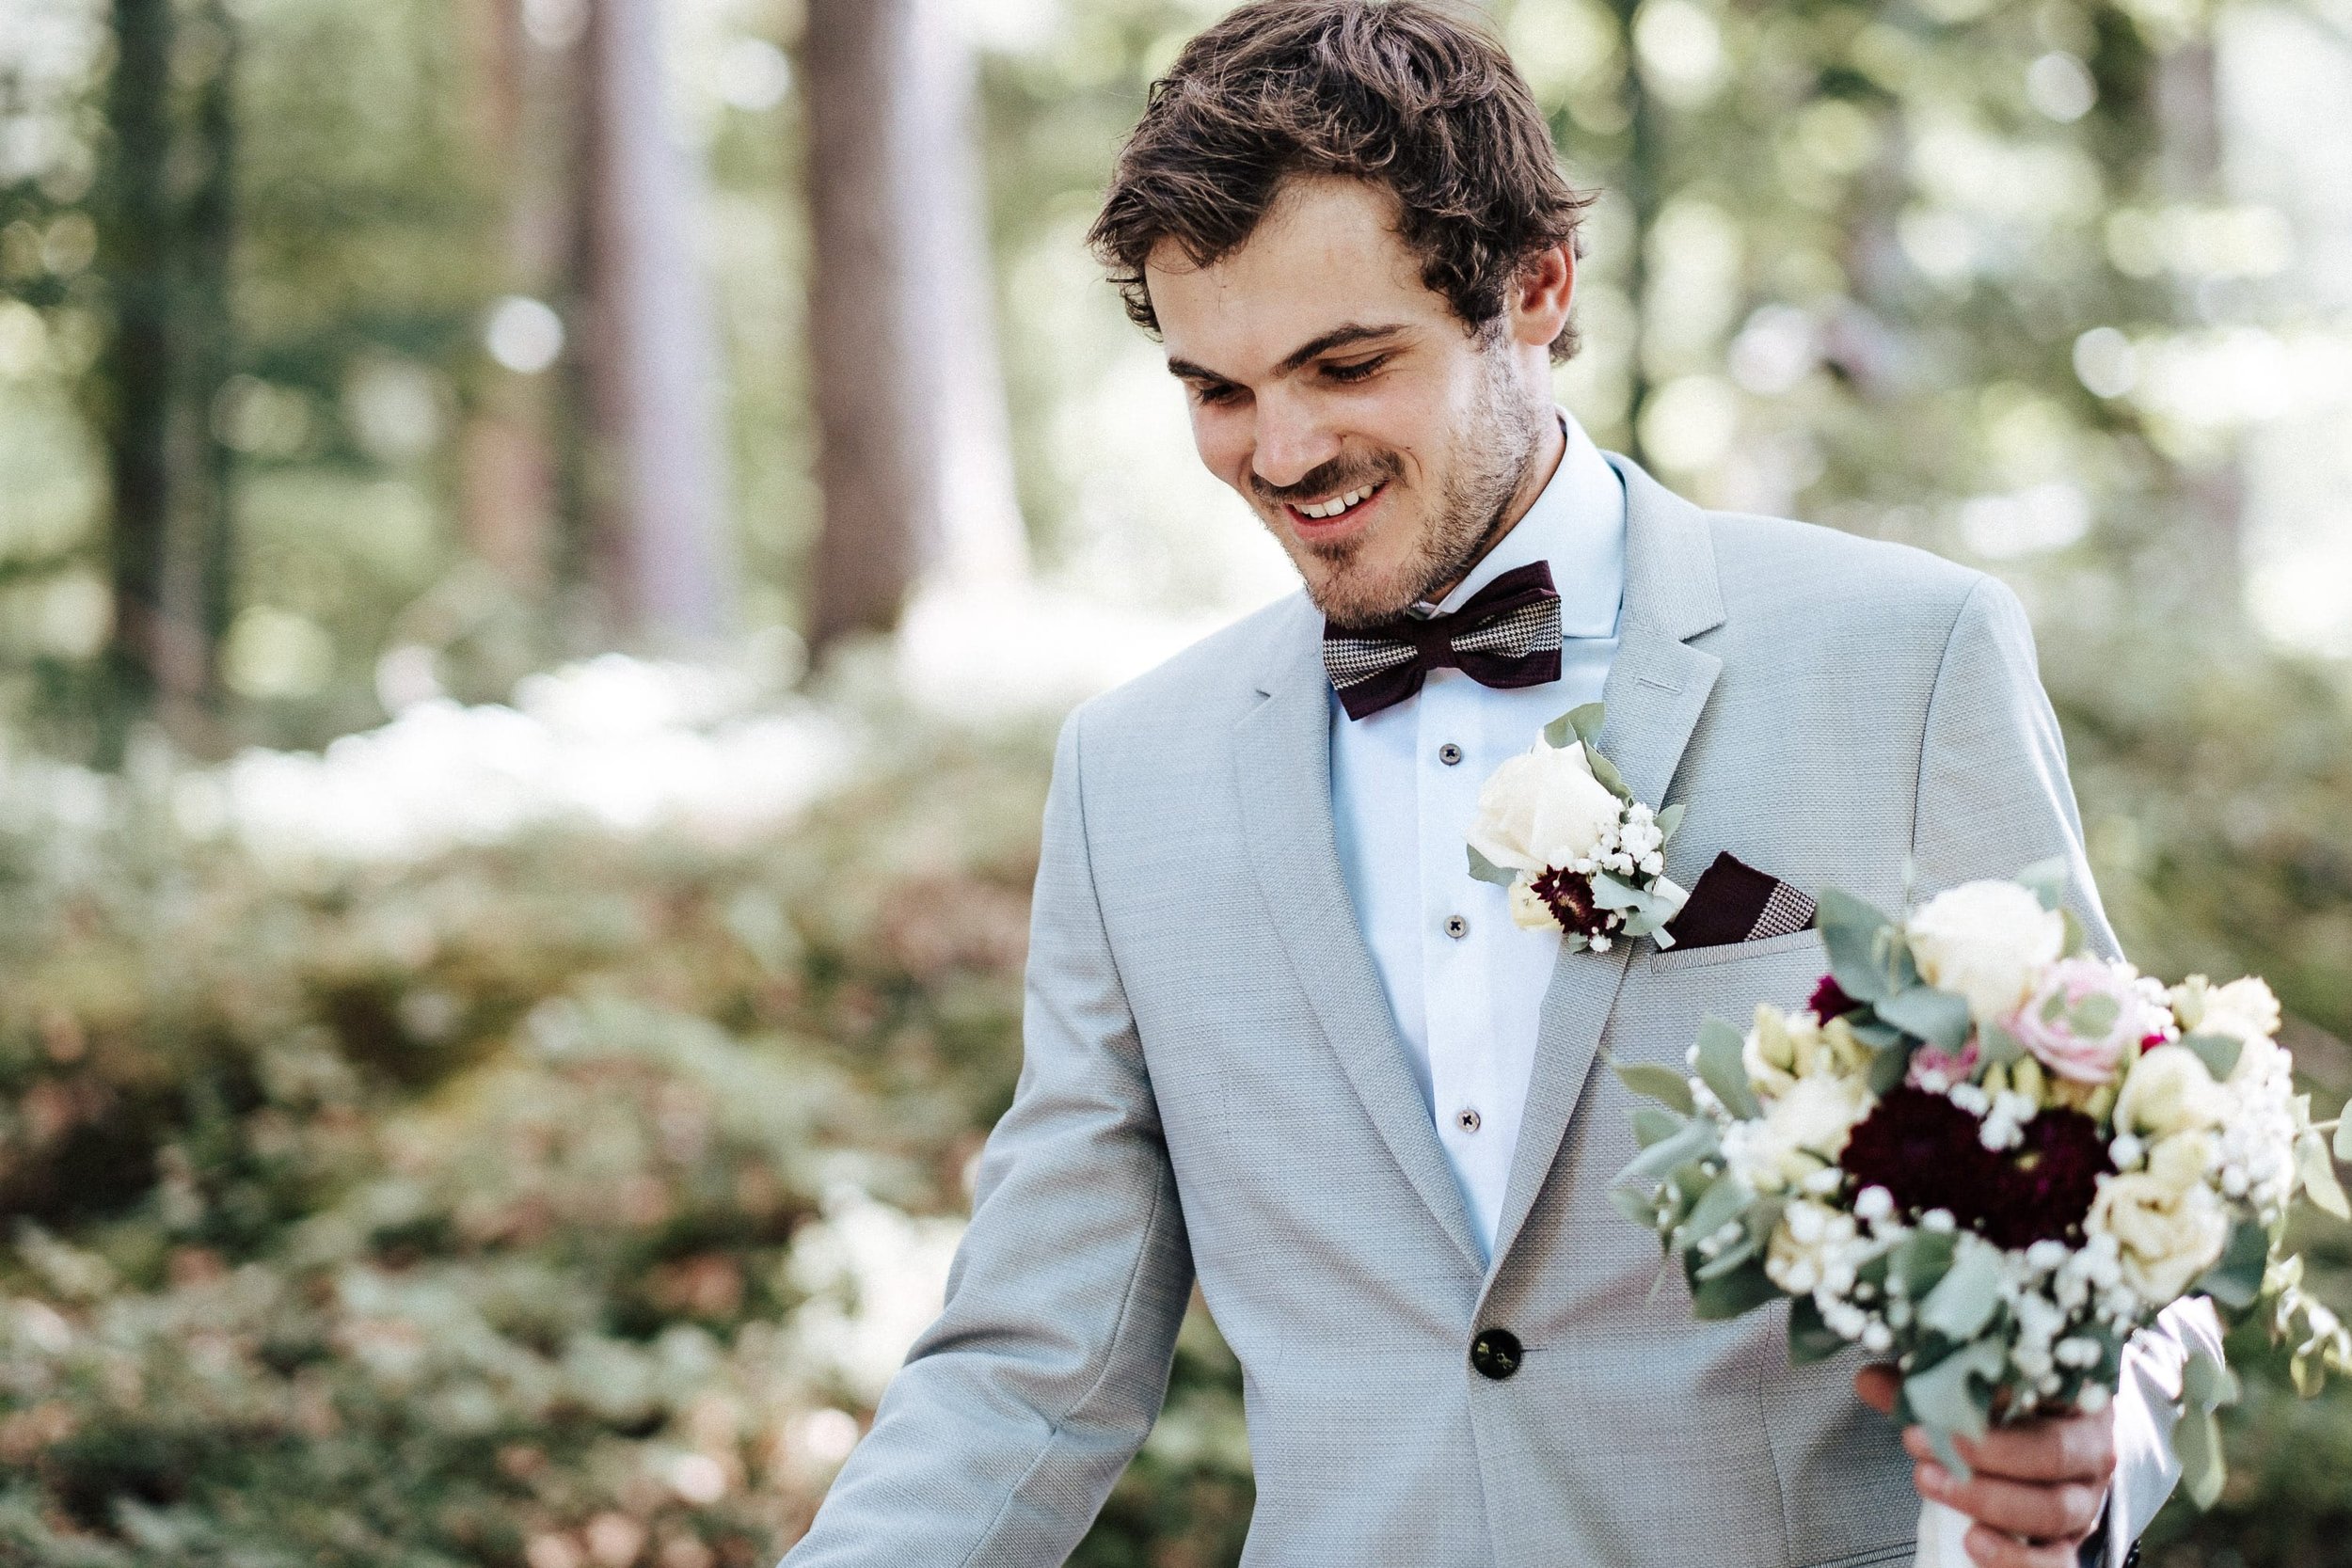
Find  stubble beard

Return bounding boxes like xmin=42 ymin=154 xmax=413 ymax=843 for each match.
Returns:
xmin=1283 ymin=353 xmax=1550 ymax=631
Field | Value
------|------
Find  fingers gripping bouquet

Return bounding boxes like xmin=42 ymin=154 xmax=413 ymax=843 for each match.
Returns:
xmin=1611 ymin=863 xmax=2352 ymax=1564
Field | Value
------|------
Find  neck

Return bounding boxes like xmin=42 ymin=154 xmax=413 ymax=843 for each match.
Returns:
xmin=1424 ymin=407 xmax=1567 ymax=603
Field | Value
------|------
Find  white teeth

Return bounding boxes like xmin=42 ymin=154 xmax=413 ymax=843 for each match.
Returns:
xmin=1297 ymin=483 xmax=1379 ymax=520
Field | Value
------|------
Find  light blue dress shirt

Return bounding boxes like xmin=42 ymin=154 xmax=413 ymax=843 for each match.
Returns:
xmin=1328 ymin=410 xmax=1627 ymax=1260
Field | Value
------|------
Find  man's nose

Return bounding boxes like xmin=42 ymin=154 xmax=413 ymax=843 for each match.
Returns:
xmin=1249 ymin=396 xmax=1343 ymax=492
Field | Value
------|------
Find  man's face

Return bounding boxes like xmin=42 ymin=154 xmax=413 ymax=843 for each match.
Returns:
xmin=1146 ymin=176 xmax=1559 ymax=628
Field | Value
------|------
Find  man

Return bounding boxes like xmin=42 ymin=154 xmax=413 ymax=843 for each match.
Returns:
xmin=785 ymin=4 xmax=2217 ymax=1564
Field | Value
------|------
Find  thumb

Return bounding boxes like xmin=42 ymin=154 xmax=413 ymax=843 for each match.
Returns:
xmin=1854 ymin=1363 xmax=1900 ymax=1417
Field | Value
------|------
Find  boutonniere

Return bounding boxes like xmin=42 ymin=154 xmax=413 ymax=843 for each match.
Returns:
xmin=1464 ymin=703 xmax=1692 ymax=952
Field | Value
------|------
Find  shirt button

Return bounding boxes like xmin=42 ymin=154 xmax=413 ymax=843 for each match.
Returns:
xmin=1438 ymin=742 xmax=1464 ymax=766
xmin=1455 ymin=1107 xmax=1482 ymax=1133
xmin=1443 ymin=913 xmax=1469 ymax=940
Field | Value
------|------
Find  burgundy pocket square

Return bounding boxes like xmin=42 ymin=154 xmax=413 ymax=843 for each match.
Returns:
xmin=1664 ymin=853 xmax=1817 ymax=951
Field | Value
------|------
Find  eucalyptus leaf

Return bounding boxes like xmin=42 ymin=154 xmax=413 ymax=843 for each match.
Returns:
xmin=1890 ymin=1227 xmax=1958 ymax=1300
xmin=1977 ymin=1021 xmax=2025 ymax=1067
xmin=1673 ymin=1172 xmax=1756 ymax=1257
xmin=2193 ymin=1222 xmax=2271 ymax=1314
xmin=1847 ymin=1018 xmax=1903 ymax=1052
xmin=1586 ymin=748 xmax=1635 ymax=804
xmin=1866 ymin=1038 xmax=1916 ymax=1097
xmin=1917 ymin=1241 xmax=2004 ymax=1341
xmin=1615 ymin=1116 xmax=1719 ymax=1187
xmin=1592 ymin=872 xmax=1646 ymax=911
xmin=2058 ymin=907 xmax=2086 ymax=959
xmin=1614 ymin=1058 xmax=1697 ymax=1116
xmin=2180 ymin=1033 xmax=2244 ymax=1082
xmin=2014 ymin=856 xmax=2069 ymax=912
xmin=1693 ymin=1234 xmax=1761 ymax=1279
xmin=1609 ymin=1184 xmax=1660 ymax=1228
xmin=2176 ymin=1402 xmax=2227 ymax=1511
xmin=1655 ymin=801 xmax=1686 ymax=842
xmin=1690 ymin=1259 xmax=1782 ymax=1321
xmin=1902 ymin=1338 xmax=2005 ymax=1480
xmin=1876 ymin=986 xmax=1975 ymax=1053
xmin=1565 ymin=703 xmax=1607 ymax=747
xmin=1466 ymin=844 xmax=1519 ymax=888
xmin=1542 ymin=713 xmax=1575 ymax=749
xmin=1696 ymin=1016 xmax=1762 ymax=1120
xmin=1788 ymin=1295 xmax=1848 ymax=1366
xmin=2296 ymin=1131 xmax=2351 ymax=1221
xmin=1632 ymin=1105 xmax=1684 ymax=1149
xmin=1817 ymin=889 xmax=1895 ymax=1002
xmin=2183 ymin=1342 xmax=2241 ymax=1412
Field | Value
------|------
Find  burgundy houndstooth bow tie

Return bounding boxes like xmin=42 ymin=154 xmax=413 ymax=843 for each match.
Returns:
xmin=1321 ymin=562 xmax=1563 ymax=720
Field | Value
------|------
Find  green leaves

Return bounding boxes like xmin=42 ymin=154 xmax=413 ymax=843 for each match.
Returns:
xmin=2295 ymin=1130 xmax=2350 ymax=1221
xmin=1615 ymin=1115 xmax=1718 ymax=1186
xmin=1465 ymin=844 xmax=1518 ymax=887
xmin=1902 ymin=1339 xmax=2006 ymax=1478
xmin=1690 ymin=1259 xmax=1782 ymax=1321
xmin=1673 ymin=1171 xmax=1756 ymax=1258
xmin=2178 ymin=1345 xmax=2243 ymax=1511
xmin=2194 ymin=1221 xmax=2272 ymax=1314
xmin=1917 ymin=1242 xmax=2003 ymax=1341
xmin=2014 ymin=856 xmax=2068 ymax=912
xmin=1875 ymin=985 xmax=1974 ymax=1054
xmin=2179 ymin=1032 xmax=2244 ymax=1082
xmin=1694 ymin=1015 xmax=1761 ymax=1119
xmin=1817 ymin=888 xmax=1899 ymax=1003
xmin=1613 ymin=1056 xmax=1696 ymax=1117
xmin=1889 ymin=1227 xmax=1958 ymax=1300
xmin=1788 ymin=1294 xmax=1848 ymax=1365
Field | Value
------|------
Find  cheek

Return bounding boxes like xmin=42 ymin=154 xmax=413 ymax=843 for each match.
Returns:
xmin=1189 ymin=407 xmax=1254 ymax=493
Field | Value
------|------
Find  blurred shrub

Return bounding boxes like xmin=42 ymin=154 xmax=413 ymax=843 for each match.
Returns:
xmin=0 ymin=710 xmax=1249 ymax=1566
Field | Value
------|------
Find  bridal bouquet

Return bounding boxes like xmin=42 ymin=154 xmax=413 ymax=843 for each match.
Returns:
xmin=1612 ymin=864 xmax=2352 ymax=1565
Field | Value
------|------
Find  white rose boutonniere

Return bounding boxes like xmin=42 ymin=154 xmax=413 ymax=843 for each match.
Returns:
xmin=1464 ymin=703 xmax=1690 ymax=951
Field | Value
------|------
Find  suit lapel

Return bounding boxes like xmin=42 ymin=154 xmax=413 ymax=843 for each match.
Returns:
xmin=1486 ymin=455 xmax=1726 ymax=1270
xmin=1234 ymin=599 xmax=1487 ymax=1271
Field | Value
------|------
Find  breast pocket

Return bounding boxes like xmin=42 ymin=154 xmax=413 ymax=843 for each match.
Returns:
xmin=1611 ymin=929 xmax=1832 ymax=1073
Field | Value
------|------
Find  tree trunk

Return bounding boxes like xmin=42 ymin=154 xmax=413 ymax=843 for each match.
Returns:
xmin=97 ymin=0 xmax=236 ymax=751
xmin=801 ymin=0 xmax=1026 ymax=657
xmin=802 ymin=0 xmax=934 ymax=653
xmin=576 ymin=0 xmax=735 ymax=646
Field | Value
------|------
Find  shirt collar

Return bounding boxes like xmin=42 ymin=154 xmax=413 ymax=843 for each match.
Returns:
xmin=1421 ymin=408 xmax=1625 ymax=639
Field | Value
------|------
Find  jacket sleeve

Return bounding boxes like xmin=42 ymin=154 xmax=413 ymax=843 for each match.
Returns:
xmin=1910 ymin=573 xmax=2222 ymax=1561
xmin=783 ymin=707 xmax=1194 ymax=1566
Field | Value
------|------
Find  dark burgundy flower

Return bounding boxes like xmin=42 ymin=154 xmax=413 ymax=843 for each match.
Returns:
xmin=1809 ymin=974 xmax=1860 ymax=1021
xmin=1531 ymin=866 xmax=1611 ymax=938
xmin=1984 ymin=1108 xmax=2111 ymax=1249
xmin=1838 ymin=1086 xmax=2111 ymax=1249
xmin=1838 ymin=1086 xmax=2001 ymax=1225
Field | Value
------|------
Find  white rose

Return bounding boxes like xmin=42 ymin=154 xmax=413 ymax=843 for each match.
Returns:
xmin=2114 ymin=1044 xmax=2228 ymax=1140
xmin=1467 ymin=739 xmax=1623 ymax=875
xmin=2089 ymin=1172 xmax=2231 ymax=1307
xmin=2142 ymin=1130 xmax=2219 ymax=1196
xmin=1905 ymin=879 xmax=2066 ymax=1024
xmin=2202 ymin=976 xmax=2280 ymax=1038
xmin=1724 ymin=1072 xmax=1873 ymax=1192
xmin=1507 ymin=879 xmax=1554 ymax=931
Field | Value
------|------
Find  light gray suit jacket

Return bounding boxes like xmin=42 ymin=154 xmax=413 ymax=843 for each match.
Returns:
xmin=784 ymin=458 xmax=2211 ymax=1566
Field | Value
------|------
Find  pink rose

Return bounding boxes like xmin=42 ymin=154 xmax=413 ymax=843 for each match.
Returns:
xmin=1906 ymin=1040 xmax=1980 ymax=1092
xmin=2011 ymin=958 xmax=2148 ymax=1084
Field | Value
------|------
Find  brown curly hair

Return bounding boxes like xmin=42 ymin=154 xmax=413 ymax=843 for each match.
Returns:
xmin=1087 ymin=0 xmax=1597 ymax=361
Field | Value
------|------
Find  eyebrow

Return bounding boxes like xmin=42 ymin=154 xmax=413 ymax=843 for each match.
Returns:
xmin=1165 ymin=321 xmax=1411 ymax=387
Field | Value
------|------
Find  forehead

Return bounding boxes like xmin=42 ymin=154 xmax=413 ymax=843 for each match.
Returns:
xmin=1144 ymin=176 xmax=1453 ymax=373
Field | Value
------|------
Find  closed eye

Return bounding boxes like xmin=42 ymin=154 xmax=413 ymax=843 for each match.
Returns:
xmin=1322 ymin=355 xmax=1391 ymax=384
xmin=1189 ymin=380 xmax=1245 ymax=406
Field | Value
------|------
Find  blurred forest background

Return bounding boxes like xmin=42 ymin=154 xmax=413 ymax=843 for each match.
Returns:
xmin=0 ymin=0 xmax=2348 ymax=1562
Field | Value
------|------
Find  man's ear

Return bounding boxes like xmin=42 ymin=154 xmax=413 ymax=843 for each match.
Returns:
xmin=1509 ymin=242 xmax=1576 ymax=350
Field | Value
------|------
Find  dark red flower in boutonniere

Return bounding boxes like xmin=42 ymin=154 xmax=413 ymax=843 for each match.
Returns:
xmin=1530 ymin=865 xmax=1611 ymax=939
xmin=1809 ymin=974 xmax=1859 ymax=1021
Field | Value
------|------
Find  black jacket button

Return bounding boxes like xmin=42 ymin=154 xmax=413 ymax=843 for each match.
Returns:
xmin=1470 ymin=1328 xmax=1522 ymax=1381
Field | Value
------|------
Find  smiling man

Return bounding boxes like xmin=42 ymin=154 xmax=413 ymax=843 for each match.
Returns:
xmin=780 ymin=5 xmax=2215 ymax=1567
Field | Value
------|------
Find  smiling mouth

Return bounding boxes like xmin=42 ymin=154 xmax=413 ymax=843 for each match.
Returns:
xmin=1285 ymin=480 xmax=1387 ymax=525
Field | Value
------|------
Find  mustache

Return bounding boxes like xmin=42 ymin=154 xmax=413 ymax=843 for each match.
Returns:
xmin=1248 ymin=452 xmax=1402 ymax=510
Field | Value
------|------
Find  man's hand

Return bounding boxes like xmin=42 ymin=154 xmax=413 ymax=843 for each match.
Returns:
xmin=1856 ymin=1366 xmax=2116 ymax=1568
